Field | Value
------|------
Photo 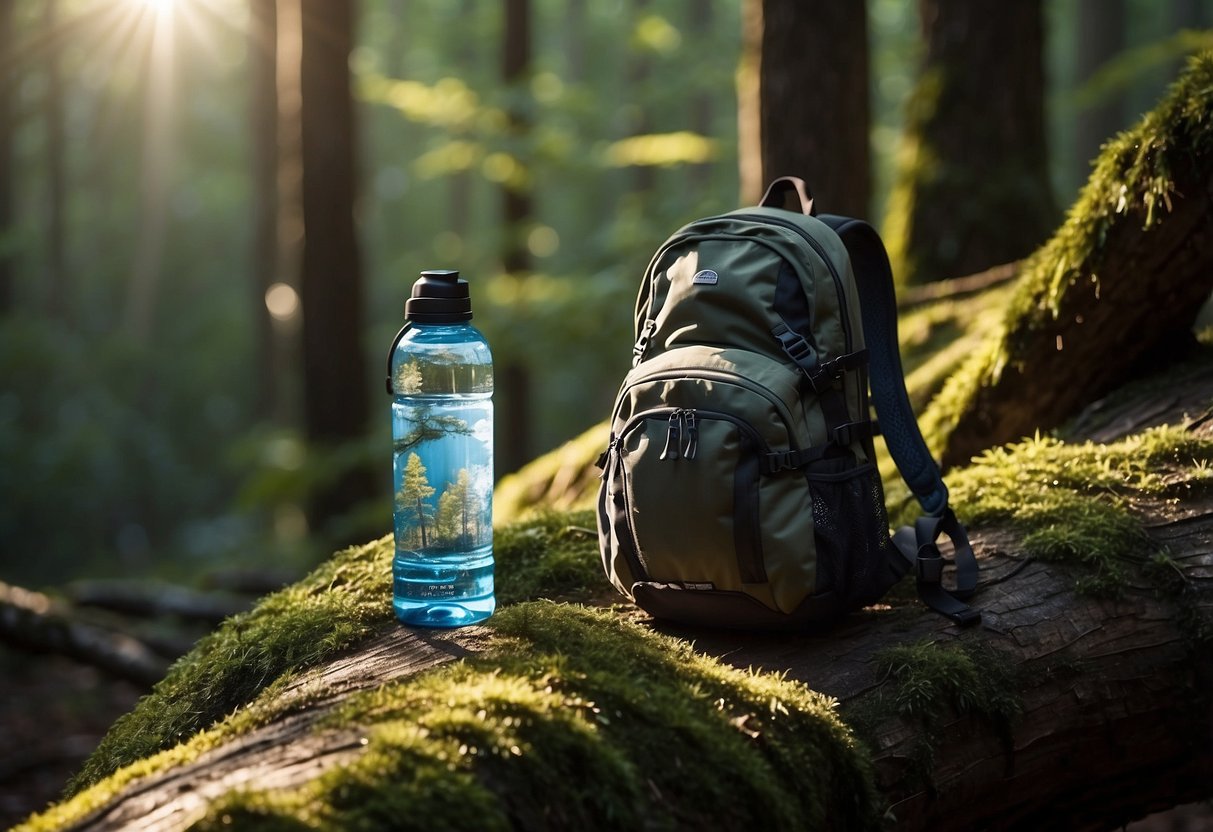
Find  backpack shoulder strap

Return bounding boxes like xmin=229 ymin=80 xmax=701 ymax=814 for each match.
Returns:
xmin=817 ymin=214 xmax=945 ymax=512
xmin=818 ymin=214 xmax=981 ymax=626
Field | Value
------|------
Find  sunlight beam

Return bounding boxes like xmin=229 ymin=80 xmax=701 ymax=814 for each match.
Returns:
xmin=136 ymin=0 xmax=177 ymax=15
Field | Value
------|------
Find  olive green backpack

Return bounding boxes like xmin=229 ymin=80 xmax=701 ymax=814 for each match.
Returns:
xmin=595 ymin=177 xmax=980 ymax=630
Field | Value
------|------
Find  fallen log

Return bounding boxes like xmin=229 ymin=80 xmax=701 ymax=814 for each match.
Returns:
xmin=17 ymin=355 xmax=1213 ymax=830
xmin=0 ymin=582 xmax=169 ymax=689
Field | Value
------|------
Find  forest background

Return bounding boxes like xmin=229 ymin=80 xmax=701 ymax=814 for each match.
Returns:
xmin=0 ymin=0 xmax=1208 ymax=599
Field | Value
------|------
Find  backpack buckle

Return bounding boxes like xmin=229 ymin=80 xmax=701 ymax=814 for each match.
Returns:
xmin=915 ymin=543 xmax=944 ymax=584
xmin=772 ymin=324 xmax=817 ymax=372
xmin=632 ymin=319 xmax=657 ymax=366
xmin=630 ymin=320 xmax=659 ymax=366
xmin=807 ymin=357 xmax=845 ymax=393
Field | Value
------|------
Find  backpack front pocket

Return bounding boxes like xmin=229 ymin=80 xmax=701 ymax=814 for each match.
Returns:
xmin=604 ymin=408 xmax=818 ymax=613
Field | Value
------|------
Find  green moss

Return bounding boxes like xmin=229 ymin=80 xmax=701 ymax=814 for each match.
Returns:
xmin=33 ymin=604 xmax=882 ymax=832
xmin=922 ymin=51 xmax=1213 ymax=452
xmin=1022 ymin=53 xmax=1213 ymax=322
xmin=65 ymin=536 xmax=397 ymax=796
xmin=896 ymin=425 xmax=1213 ymax=594
xmin=846 ymin=638 xmax=1022 ymax=784
xmin=493 ymin=510 xmax=610 ymax=606
xmin=63 ymin=510 xmax=611 ymax=802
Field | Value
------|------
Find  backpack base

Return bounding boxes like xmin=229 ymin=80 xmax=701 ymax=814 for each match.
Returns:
xmin=631 ymin=580 xmax=891 ymax=632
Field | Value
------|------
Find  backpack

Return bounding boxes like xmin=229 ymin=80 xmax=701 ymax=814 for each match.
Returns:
xmin=594 ymin=176 xmax=980 ymax=630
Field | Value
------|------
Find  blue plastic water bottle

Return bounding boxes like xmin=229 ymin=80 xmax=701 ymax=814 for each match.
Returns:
xmin=386 ymin=270 xmax=494 ymax=627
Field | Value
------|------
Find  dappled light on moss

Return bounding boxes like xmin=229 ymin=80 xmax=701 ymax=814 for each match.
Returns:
xmin=64 ymin=507 xmax=614 ymax=803
xmin=936 ymin=426 xmax=1213 ymax=592
xmin=37 ymin=604 xmax=883 ymax=832
xmin=493 ymin=510 xmax=608 ymax=605
xmin=223 ymin=603 xmax=881 ymax=830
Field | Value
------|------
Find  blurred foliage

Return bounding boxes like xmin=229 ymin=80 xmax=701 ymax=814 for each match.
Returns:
xmin=1 ymin=0 xmax=1209 ymax=591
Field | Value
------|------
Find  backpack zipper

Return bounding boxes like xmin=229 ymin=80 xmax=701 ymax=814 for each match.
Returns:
xmin=617 ymin=365 xmax=801 ymax=447
xmin=660 ymin=410 xmax=682 ymax=460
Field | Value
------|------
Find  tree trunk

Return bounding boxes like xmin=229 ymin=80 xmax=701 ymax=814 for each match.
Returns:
xmin=43 ymin=0 xmax=67 ymax=319
xmin=298 ymin=0 xmax=373 ymax=526
xmin=36 ymin=482 xmax=1212 ymax=830
xmin=739 ymin=0 xmax=870 ymax=217
xmin=498 ymin=0 xmax=534 ymax=477
xmin=688 ymin=523 xmax=1213 ymax=830
xmin=0 ymin=582 xmax=169 ymax=689
xmin=27 ymin=351 xmax=1213 ymax=829
xmin=0 ymin=0 xmax=16 ymax=315
xmin=1073 ymin=0 xmax=1126 ymax=177
xmin=884 ymin=0 xmax=1056 ymax=284
xmin=249 ymin=0 xmax=280 ymax=423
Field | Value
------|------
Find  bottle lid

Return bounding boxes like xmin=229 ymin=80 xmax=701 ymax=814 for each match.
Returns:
xmin=405 ymin=269 xmax=473 ymax=323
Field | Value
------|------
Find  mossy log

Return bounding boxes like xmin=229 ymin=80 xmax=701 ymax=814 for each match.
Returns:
xmin=18 ymin=349 xmax=1213 ymax=831
xmin=928 ymin=52 xmax=1213 ymax=469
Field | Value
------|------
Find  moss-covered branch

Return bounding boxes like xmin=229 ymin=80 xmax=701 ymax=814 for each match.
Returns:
xmin=924 ymin=52 xmax=1213 ymax=467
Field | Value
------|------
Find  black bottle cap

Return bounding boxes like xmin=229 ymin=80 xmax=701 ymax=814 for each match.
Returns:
xmin=405 ymin=269 xmax=473 ymax=323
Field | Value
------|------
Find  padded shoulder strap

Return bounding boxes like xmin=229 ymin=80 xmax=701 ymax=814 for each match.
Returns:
xmin=817 ymin=215 xmax=948 ymax=515
xmin=819 ymin=214 xmax=980 ymax=626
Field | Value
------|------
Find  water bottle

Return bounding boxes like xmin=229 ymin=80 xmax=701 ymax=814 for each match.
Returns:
xmin=386 ymin=269 xmax=494 ymax=627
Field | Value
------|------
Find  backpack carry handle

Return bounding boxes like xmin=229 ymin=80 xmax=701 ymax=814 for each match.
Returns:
xmin=760 ymin=176 xmax=816 ymax=216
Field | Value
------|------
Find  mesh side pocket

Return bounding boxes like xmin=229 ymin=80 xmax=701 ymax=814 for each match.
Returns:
xmin=805 ymin=458 xmax=894 ymax=609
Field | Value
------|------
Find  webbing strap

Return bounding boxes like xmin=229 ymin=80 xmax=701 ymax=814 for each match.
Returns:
xmin=889 ymin=508 xmax=981 ymax=626
xmin=817 ymin=215 xmax=949 ymax=516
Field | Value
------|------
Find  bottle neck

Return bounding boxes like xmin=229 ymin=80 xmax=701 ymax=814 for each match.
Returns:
xmin=408 ymin=320 xmax=474 ymax=331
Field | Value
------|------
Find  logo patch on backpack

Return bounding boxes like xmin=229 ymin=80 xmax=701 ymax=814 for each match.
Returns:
xmin=692 ymin=269 xmax=719 ymax=285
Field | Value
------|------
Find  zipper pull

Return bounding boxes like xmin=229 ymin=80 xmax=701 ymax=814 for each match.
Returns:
xmin=596 ymin=437 xmax=618 ymax=479
xmin=682 ymin=410 xmax=698 ymax=460
xmin=659 ymin=410 xmax=681 ymax=460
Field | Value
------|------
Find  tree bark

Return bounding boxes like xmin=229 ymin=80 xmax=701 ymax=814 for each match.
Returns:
xmin=498 ymin=0 xmax=534 ymax=476
xmin=0 ymin=0 xmax=16 ymax=315
xmin=38 ymin=497 xmax=1212 ymax=831
xmin=249 ymin=0 xmax=279 ymax=423
xmin=298 ymin=0 xmax=374 ymax=526
xmin=674 ymin=517 xmax=1213 ymax=830
xmin=739 ymin=0 xmax=870 ymax=217
xmin=884 ymin=0 xmax=1056 ymax=284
